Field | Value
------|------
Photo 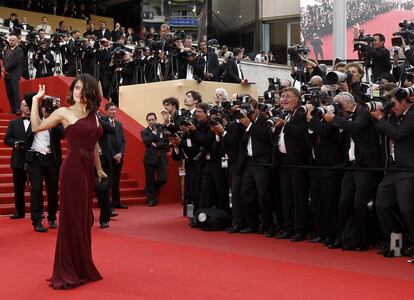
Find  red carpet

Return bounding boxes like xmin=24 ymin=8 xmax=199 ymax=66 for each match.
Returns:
xmin=1 ymin=204 xmax=414 ymax=299
xmin=306 ymin=10 xmax=414 ymax=60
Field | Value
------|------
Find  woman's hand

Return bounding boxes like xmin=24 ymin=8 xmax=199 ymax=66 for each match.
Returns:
xmin=96 ymin=169 xmax=108 ymax=183
xmin=34 ymin=84 xmax=46 ymax=101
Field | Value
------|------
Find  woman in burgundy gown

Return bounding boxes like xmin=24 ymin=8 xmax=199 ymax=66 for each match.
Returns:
xmin=30 ymin=74 xmax=106 ymax=289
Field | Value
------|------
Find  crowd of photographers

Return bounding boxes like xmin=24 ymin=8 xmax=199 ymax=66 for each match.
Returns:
xmin=0 ymin=0 xmax=106 ymax=21
xmin=301 ymin=0 xmax=414 ymax=41
xmin=150 ymin=28 xmax=414 ymax=263
xmin=1 ymin=14 xmax=250 ymax=106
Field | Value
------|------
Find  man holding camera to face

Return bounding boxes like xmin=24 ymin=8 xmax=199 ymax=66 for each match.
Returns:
xmin=324 ymin=92 xmax=382 ymax=250
xmin=356 ymin=33 xmax=391 ymax=82
xmin=25 ymin=93 xmax=64 ymax=232
xmin=273 ymin=88 xmax=310 ymax=242
xmin=238 ymin=98 xmax=275 ymax=236
xmin=370 ymin=87 xmax=414 ymax=261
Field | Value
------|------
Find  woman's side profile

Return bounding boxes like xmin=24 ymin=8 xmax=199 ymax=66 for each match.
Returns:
xmin=30 ymin=73 xmax=107 ymax=289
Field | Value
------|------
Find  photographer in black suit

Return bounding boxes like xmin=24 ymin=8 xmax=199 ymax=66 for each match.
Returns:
xmin=238 ymin=98 xmax=275 ymax=236
xmin=4 ymin=96 xmax=34 ymax=219
xmin=106 ymin=103 xmax=127 ymax=209
xmin=304 ymin=100 xmax=347 ymax=244
xmin=274 ymin=88 xmax=310 ymax=242
xmin=194 ymin=40 xmax=219 ymax=82
xmin=33 ymin=41 xmax=55 ymax=78
xmin=324 ymin=92 xmax=382 ymax=250
xmin=26 ymin=95 xmax=64 ymax=232
xmin=96 ymin=113 xmax=116 ymax=228
xmin=370 ymin=87 xmax=414 ymax=260
xmin=3 ymin=33 xmax=24 ymax=114
xmin=140 ymin=113 xmax=169 ymax=207
xmin=224 ymin=48 xmax=244 ymax=83
xmin=357 ymin=33 xmax=391 ymax=82
xmin=4 ymin=13 xmax=20 ymax=28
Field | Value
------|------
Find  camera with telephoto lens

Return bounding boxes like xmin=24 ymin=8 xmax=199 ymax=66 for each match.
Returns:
xmin=353 ymin=33 xmax=375 ymax=52
xmin=301 ymin=85 xmax=321 ymax=105
xmin=392 ymin=19 xmax=414 ymax=47
xmin=403 ymin=67 xmax=414 ymax=83
xmin=287 ymin=44 xmax=310 ymax=64
xmin=394 ymin=87 xmax=414 ymax=102
xmin=42 ymin=96 xmax=61 ymax=114
xmin=233 ymin=102 xmax=254 ymax=119
xmin=266 ymin=108 xmax=288 ymax=127
xmin=206 ymin=115 xmax=224 ymax=127
xmin=176 ymin=109 xmax=195 ymax=127
xmin=326 ymin=71 xmax=352 ymax=85
xmin=112 ymin=46 xmax=126 ymax=67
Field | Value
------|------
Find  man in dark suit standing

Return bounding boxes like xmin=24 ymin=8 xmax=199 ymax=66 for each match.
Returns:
xmin=224 ymin=48 xmax=244 ymax=83
xmin=370 ymin=87 xmax=414 ymax=260
xmin=95 ymin=22 xmax=112 ymax=40
xmin=274 ymin=88 xmax=310 ymax=242
xmin=4 ymin=97 xmax=34 ymax=219
xmin=4 ymin=13 xmax=20 ymax=29
xmin=238 ymin=98 xmax=275 ymax=237
xmin=2 ymin=33 xmax=24 ymax=114
xmin=26 ymin=95 xmax=64 ymax=232
xmin=194 ymin=40 xmax=220 ymax=82
xmin=106 ymin=103 xmax=128 ymax=209
xmin=140 ymin=113 xmax=169 ymax=207
xmin=324 ymin=92 xmax=383 ymax=250
xmin=96 ymin=114 xmax=116 ymax=228
xmin=19 ymin=16 xmax=33 ymax=31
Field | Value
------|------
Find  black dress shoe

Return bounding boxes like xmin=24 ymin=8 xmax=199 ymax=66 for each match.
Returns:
xmin=239 ymin=227 xmax=259 ymax=234
xmin=308 ymin=236 xmax=323 ymax=243
xmin=100 ymin=222 xmax=109 ymax=229
xmin=110 ymin=211 xmax=119 ymax=217
xmin=290 ymin=233 xmax=306 ymax=242
xmin=265 ymin=231 xmax=275 ymax=238
xmin=147 ymin=200 xmax=158 ymax=207
xmin=10 ymin=214 xmax=25 ymax=219
xmin=328 ymin=238 xmax=343 ymax=249
xmin=48 ymin=220 xmax=57 ymax=229
xmin=34 ymin=224 xmax=48 ymax=232
xmin=275 ymin=231 xmax=295 ymax=239
xmin=114 ymin=204 xmax=128 ymax=209
xmin=226 ymin=225 xmax=242 ymax=233
xmin=323 ymin=238 xmax=335 ymax=247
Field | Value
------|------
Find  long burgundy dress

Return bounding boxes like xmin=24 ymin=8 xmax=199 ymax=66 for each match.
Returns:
xmin=49 ymin=111 xmax=103 ymax=289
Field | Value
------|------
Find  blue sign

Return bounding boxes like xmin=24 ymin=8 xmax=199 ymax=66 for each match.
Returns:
xmin=169 ymin=18 xmax=198 ymax=27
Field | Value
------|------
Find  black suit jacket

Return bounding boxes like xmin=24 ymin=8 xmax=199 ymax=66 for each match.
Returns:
xmin=332 ymin=105 xmax=382 ymax=168
xmin=49 ymin=124 xmax=65 ymax=168
xmin=308 ymin=117 xmax=347 ymax=166
xmin=240 ymin=113 xmax=274 ymax=166
xmin=98 ymin=116 xmax=116 ymax=172
xmin=194 ymin=52 xmax=220 ymax=81
xmin=375 ymin=105 xmax=414 ymax=174
xmin=4 ymin=18 xmax=20 ymax=28
xmin=222 ymin=121 xmax=244 ymax=169
xmin=3 ymin=46 xmax=24 ymax=80
xmin=224 ymin=58 xmax=242 ymax=83
xmin=109 ymin=119 xmax=126 ymax=159
xmin=4 ymin=118 xmax=34 ymax=168
xmin=363 ymin=45 xmax=391 ymax=82
xmin=276 ymin=110 xmax=310 ymax=165
xmin=19 ymin=23 xmax=33 ymax=31
xmin=95 ymin=29 xmax=112 ymax=40
xmin=140 ymin=125 xmax=169 ymax=165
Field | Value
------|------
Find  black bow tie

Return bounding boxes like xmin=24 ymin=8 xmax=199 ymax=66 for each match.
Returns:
xmin=22 ymin=116 xmax=30 ymax=121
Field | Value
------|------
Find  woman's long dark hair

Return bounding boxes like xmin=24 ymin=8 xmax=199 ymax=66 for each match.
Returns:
xmin=66 ymin=74 xmax=101 ymax=112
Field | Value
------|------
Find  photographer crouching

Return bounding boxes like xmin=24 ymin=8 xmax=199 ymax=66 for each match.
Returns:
xmin=370 ymin=87 xmax=414 ymax=262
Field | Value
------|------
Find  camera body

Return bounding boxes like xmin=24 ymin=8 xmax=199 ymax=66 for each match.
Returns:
xmin=13 ymin=140 xmax=27 ymax=151
xmin=392 ymin=19 xmax=414 ymax=47
xmin=42 ymin=96 xmax=61 ymax=114
xmin=287 ymin=44 xmax=310 ymax=64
